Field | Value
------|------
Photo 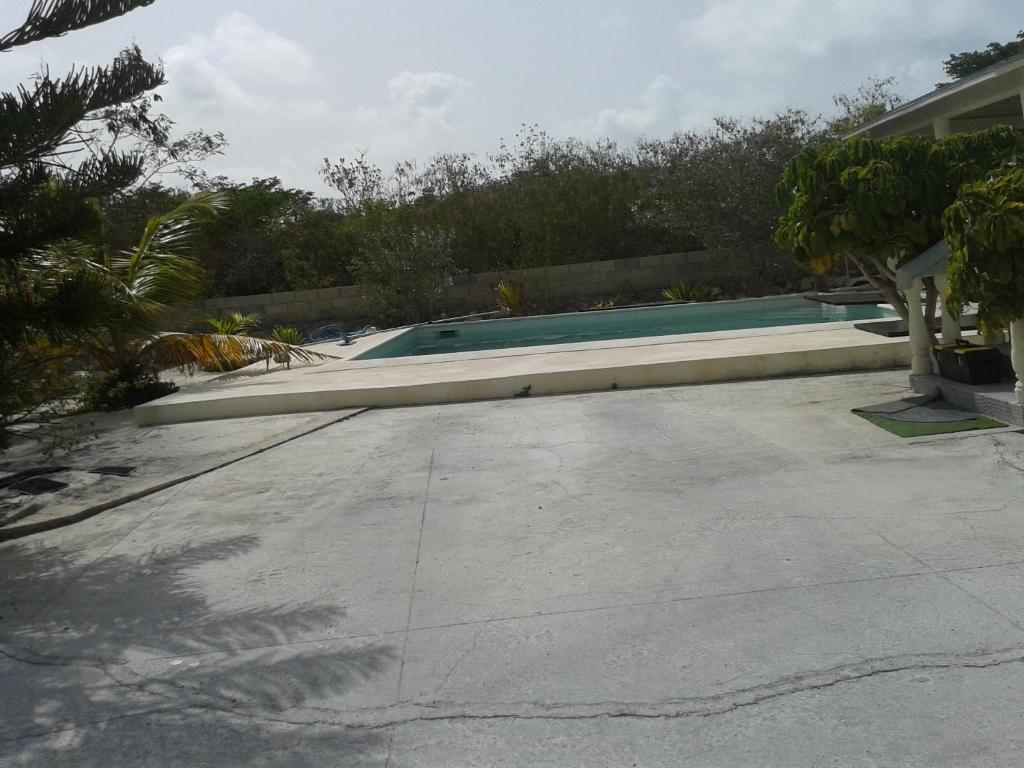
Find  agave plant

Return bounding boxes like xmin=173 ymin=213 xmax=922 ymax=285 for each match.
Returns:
xmin=198 ymin=312 xmax=261 ymax=336
xmin=271 ymin=326 xmax=305 ymax=345
xmin=661 ymin=282 xmax=719 ymax=303
xmin=496 ymin=279 xmax=524 ymax=316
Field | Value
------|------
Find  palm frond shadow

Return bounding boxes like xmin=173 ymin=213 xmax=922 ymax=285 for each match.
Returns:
xmin=0 ymin=533 xmax=397 ymax=766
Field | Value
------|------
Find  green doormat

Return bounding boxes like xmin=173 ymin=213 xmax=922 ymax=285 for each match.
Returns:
xmin=853 ymin=395 xmax=1006 ymax=438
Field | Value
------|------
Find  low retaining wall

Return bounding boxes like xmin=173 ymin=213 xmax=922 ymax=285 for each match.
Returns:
xmin=193 ymin=250 xmax=718 ymax=328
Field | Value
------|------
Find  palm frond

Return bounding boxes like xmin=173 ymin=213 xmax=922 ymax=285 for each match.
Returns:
xmin=139 ymin=332 xmax=338 ymax=373
xmin=119 ymin=190 xmax=228 ymax=270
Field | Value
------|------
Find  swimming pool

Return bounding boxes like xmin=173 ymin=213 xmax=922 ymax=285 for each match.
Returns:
xmin=354 ymin=295 xmax=897 ymax=360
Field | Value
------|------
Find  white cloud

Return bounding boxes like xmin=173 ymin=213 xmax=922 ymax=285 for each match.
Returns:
xmin=163 ymin=12 xmax=318 ymax=111
xmin=565 ymin=75 xmax=748 ymax=142
xmin=340 ymin=71 xmax=477 ymax=163
xmin=678 ymin=0 xmax=988 ymax=71
xmin=158 ymin=14 xmax=476 ymax=189
xmin=601 ymin=14 xmax=627 ymax=32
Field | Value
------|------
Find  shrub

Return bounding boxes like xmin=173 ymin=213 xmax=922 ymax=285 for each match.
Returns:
xmin=271 ymin=326 xmax=305 ymax=345
xmin=661 ymin=283 xmax=718 ymax=302
xmin=353 ymin=227 xmax=459 ymax=326
xmin=199 ymin=312 xmax=261 ymax=335
xmin=83 ymin=362 xmax=178 ymax=412
xmin=496 ymin=280 xmax=525 ymax=316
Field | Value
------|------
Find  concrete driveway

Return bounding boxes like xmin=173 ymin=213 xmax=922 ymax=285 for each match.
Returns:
xmin=3 ymin=370 xmax=1024 ymax=766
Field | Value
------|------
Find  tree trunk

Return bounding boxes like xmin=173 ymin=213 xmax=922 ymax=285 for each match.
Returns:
xmin=923 ymin=277 xmax=939 ymax=347
xmin=846 ymin=252 xmax=909 ymax=323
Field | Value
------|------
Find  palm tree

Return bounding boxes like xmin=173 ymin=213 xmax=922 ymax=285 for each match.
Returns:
xmin=39 ymin=191 xmax=334 ymax=375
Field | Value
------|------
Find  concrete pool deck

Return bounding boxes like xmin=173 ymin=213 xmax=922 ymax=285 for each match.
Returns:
xmin=135 ymin=322 xmax=916 ymax=425
xmin=7 ymin=372 xmax=1024 ymax=766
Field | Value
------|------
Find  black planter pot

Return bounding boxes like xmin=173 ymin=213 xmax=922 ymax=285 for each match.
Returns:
xmin=933 ymin=342 xmax=1004 ymax=385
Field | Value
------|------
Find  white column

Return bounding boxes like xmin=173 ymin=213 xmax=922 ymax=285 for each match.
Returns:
xmin=1011 ymin=320 xmax=1024 ymax=405
xmin=905 ymin=278 xmax=934 ymax=377
xmin=933 ymin=275 xmax=961 ymax=344
xmin=933 ymin=116 xmax=952 ymax=139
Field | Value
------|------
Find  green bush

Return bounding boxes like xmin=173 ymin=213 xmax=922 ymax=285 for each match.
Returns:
xmin=353 ymin=227 xmax=459 ymax=326
xmin=271 ymin=326 xmax=305 ymax=345
xmin=661 ymin=283 xmax=718 ymax=302
xmin=83 ymin=362 xmax=178 ymax=412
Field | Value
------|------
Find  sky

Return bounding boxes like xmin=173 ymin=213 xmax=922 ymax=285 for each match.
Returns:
xmin=0 ymin=1 xmax=1019 ymax=193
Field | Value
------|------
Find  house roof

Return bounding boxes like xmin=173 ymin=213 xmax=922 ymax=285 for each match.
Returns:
xmin=845 ymin=52 xmax=1024 ymax=139
xmin=895 ymin=240 xmax=951 ymax=290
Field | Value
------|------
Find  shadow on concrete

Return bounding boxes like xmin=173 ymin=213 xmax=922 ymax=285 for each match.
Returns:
xmin=0 ymin=534 xmax=396 ymax=766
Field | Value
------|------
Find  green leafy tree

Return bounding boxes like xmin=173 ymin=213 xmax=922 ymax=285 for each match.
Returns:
xmin=944 ymin=166 xmax=1024 ymax=326
xmin=827 ymin=77 xmax=903 ymax=137
xmin=0 ymin=0 xmax=165 ymax=447
xmin=641 ymin=112 xmax=820 ymax=294
xmin=353 ymin=227 xmax=459 ymax=325
xmin=41 ymin=191 xmax=229 ymax=370
xmin=944 ymin=31 xmax=1024 ymax=81
xmin=41 ymin=192 xmax=334 ymax=380
xmin=194 ymin=177 xmax=357 ymax=296
xmin=774 ymin=126 xmax=1023 ymax=322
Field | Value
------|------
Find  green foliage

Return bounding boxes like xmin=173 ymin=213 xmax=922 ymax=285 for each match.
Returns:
xmin=0 ymin=341 xmax=81 ymax=449
xmin=83 ymin=360 xmax=177 ymax=412
xmin=828 ymin=77 xmax=903 ymax=136
xmin=66 ymin=191 xmax=228 ymax=370
xmin=661 ymin=283 xmax=718 ymax=302
xmin=200 ymin=312 xmax=260 ymax=336
xmin=774 ymin=126 xmax=1024 ymax=319
xmin=270 ymin=326 xmax=304 ymax=345
xmin=944 ymin=31 xmax=1024 ymax=81
xmin=640 ymin=112 xmax=820 ymax=294
xmin=496 ymin=279 xmax=524 ymax=316
xmin=944 ymin=166 xmax=1024 ymax=326
xmin=322 ymin=128 xmax=688 ymax=278
xmin=0 ymin=0 xmax=164 ymax=449
xmin=352 ymin=227 xmax=459 ymax=326
xmin=193 ymin=178 xmax=356 ymax=297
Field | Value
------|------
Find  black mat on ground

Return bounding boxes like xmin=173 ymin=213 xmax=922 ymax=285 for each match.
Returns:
xmin=852 ymin=393 xmax=1006 ymax=437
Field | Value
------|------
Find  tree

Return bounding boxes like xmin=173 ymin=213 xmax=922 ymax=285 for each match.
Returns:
xmin=40 ymin=191 xmax=229 ymax=371
xmin=943 ymin=166 xmax=1024 ymax=327
xmin=40 ymin=192 xmax=333 ymax=386
xmin=774 ymin=126 xmax=1023 ymax=322
xmin=352 ymin=227 xmax=459 ymax=325
xmin=944 ymin=31 xmax=1024 ymax=81
xmin=1 ymin=0 xmax=165 ymax=446
xmin=641 ymin=112 xmax=821 ymax=294
xmin=828 ymin=77 xmax=903 ymax=137
xmin=194 ymin=177 xmax=347 ymax=296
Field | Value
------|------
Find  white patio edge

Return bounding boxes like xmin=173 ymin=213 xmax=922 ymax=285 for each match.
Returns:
xmin=134 ymin=322 xmax=912 ymax=425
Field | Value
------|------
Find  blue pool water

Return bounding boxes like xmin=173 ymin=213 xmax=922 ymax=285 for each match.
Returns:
xmin=355 ymin=295 xmax=896 ymax=360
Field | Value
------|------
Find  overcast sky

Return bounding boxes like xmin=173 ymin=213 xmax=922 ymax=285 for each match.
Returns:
xmin=0 ymin=1 xmax=1019 ymax=192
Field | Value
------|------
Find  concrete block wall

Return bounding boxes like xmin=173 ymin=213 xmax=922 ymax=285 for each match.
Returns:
xmin=455 ymin=250 xmax=718 ymax=311
xmin=197 ymin=285 xmax=369 ymax=327
xmin=193 ymin=250 xmax=717 ymax=328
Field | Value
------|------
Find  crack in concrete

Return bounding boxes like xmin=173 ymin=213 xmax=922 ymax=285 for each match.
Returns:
xmin=992 ymin=435 xmax=1024 ymax=475
xmin=6 ymin=644 xmax=1024 ymax=743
